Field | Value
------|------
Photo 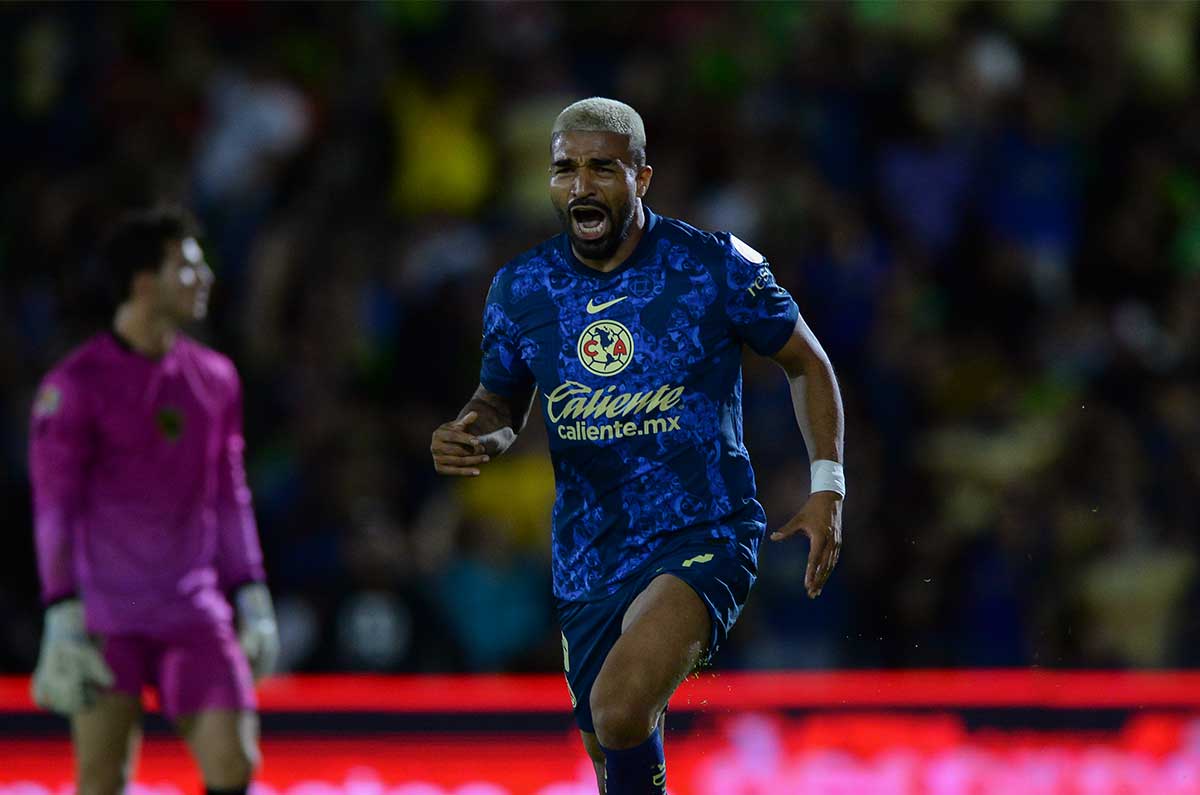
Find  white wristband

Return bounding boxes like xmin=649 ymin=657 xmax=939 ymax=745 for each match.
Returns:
xmin=810 ymin=459 xmax=845 ymax=498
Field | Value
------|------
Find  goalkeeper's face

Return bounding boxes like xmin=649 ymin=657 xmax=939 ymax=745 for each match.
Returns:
xmin=155 ymin=237 xmax=214 ymax=323
xmin=550 ymin=131 xmax=649 ymax=262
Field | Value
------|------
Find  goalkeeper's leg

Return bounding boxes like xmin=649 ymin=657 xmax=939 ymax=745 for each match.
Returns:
xmin=165 ymin=621 xmax=259 ymax=793
xmin=71 ymin=692 xmax=142 ymax=795
xmin=178 ymin=710 xmax=260 ymax=793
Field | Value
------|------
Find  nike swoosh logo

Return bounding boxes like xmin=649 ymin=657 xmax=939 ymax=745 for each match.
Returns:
xmin=586 ymin=296 xmax=629 ymax=314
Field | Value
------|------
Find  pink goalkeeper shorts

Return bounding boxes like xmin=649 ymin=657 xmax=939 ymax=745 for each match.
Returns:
xmin=101 ymin=621 xmax=256 ymax=720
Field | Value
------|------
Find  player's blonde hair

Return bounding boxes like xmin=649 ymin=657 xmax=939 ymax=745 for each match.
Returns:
xmin=552 ymin=97 xmax=647 ymax=167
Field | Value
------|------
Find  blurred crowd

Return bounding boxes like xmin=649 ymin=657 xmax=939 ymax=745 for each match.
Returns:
xmin=1 ymin=1 xmax=1199 ymax=675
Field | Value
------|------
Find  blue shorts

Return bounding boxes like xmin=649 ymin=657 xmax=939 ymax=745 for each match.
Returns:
xmin=555 ymin=537 xmax=758 ymax=733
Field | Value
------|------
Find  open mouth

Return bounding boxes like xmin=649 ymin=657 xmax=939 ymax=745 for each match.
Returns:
xmin=570 ymin=205 xmax=610 ymax=241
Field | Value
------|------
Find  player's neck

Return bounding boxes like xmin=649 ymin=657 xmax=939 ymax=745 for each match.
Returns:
xmin=572 ymin=203 xmax=647 ymax=274
xmin=112 ymin=302 xmax=178 ymax=359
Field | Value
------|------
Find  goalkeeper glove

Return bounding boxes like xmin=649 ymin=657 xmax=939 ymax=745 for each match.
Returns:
xmin=30 ymin=600 xmax=114 ymax=715
xmin=235 ymin=583 xmax=279 ymax=680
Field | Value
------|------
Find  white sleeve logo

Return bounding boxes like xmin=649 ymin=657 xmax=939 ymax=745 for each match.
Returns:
xmin=731 ymin=234 xmax=765 ymax=264
xmin=731 ymin=235 xmax=774 ymax=297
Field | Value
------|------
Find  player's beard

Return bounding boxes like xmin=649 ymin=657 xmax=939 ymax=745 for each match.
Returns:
xmin=558 ymin=196 xmax=636 ymax=262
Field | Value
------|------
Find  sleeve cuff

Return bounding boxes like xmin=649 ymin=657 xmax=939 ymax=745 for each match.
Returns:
xmin=480 ymin=376 xmax=518 ymax=399
xmin=750 ymin=303 xmax=800 ymax=357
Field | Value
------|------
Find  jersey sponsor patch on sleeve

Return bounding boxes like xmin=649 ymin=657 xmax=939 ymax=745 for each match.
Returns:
xmin=730 ymin=234 xmax=765 ymax=264
xmin=33 ymin=384 xmax=62 ymax=418
xmin=745 ymin=264 xmax=777 ymax=297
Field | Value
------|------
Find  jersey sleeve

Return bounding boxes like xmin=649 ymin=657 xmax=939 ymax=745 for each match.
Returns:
xmin=29 ymin=373 xmax=93 ymax=605
xmin=721 ymin=234 xmax=800 ymax=356
xmin=479 ymin=270 xmax=536 ymax=397
xmin=214 ymin=371 xmax=266 ymax=592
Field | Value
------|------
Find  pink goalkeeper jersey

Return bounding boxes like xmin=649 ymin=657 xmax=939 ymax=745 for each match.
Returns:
xmin=29 ymin=332 xmax=265 ymax=637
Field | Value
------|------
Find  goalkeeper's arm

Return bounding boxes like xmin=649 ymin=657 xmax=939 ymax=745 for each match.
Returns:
xmin=29 ymin=375 xmax=114 ymax=714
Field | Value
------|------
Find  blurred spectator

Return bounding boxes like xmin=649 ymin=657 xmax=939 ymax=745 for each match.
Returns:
xmin=2 ymin=1 xmax=1199 ymax=675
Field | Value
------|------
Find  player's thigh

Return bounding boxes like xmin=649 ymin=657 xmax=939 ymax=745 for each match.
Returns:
xmin=178 ymin=709 xmax=260 ymax=787
xmin=71 ymin=692 xmax=142 ymax=795
xmin=157 ymin=621 xmax=255 ymax=721
xmin=590 ymin=574 xmax=709 ymax=743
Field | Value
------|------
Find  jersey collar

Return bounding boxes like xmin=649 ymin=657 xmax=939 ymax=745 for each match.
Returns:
xmin=108 ymin=329 xmax=177 ymax=363
xmin=561 ymin=205 xmax=659 ymax=280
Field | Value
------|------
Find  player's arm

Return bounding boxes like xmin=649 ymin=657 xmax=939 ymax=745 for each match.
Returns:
xmin=721 ymin=238 xmax=845 ymax=599
xmin=433 ymin=269 xmax=537 ymax=477
xmin=431 ymin=383 xmax=535 ymax=477
xmin=770 ymin=315 xmax=845 ymax=470
xmin=28 ymin=376 xmax=115 ymax=714
xmin=215 ymin=372 xmax=278 ymax=679
xmin=29 ymin=378 xmax=86 ymax=609
xmin=767 ymin=315 xmax=845 ymax=599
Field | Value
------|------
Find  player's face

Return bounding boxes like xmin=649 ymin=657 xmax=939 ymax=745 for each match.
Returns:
xmin=156 ymin=237 xmax=214 ymax=322
xmin=550 ymin=131 xmax=650 ymax=261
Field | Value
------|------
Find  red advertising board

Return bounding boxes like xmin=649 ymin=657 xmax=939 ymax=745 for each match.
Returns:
xmin=3 ymin=672 xmax=1199 ymax=795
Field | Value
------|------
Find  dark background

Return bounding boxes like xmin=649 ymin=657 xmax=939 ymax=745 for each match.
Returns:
xmin=1 ymin=1 xmax=1198 ymax=676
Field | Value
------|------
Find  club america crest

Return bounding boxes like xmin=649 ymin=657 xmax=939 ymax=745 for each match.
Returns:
xmin=577 ymin=320 xmax=634 ymax=377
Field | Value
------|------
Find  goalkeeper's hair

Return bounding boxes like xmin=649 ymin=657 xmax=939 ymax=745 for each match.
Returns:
xmin=552 ymin=97 xmax=647 ymax=168
xmin=101 ymin=206 xmax=199 ymax=304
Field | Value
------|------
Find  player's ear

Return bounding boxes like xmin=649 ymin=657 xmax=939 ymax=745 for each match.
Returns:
xmin=636 ymin=164 xmax=653 ymax=198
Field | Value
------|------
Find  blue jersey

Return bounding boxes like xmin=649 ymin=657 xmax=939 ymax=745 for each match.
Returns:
xmin=480 ymin=208 xmax=799 ymax=602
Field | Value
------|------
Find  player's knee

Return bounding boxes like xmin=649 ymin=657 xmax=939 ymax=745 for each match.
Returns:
xmin=590 ymin=687 xmax=657 ymax=749
xmin=190 ymin=711 xmax=261 ymax=789
xmin=77 ymin=760 xmax=128 ymax=795
xmin=227 ymin=743 xmax=259 ymax=784
xmin=202 ymin=740 xmax=259 ymax=788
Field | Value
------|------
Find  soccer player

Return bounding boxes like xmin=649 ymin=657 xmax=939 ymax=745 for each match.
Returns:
xmin=430 ymin=98 xmax=845 ymax=794
xmin=29 ymin=208 xmax=279 ymax=795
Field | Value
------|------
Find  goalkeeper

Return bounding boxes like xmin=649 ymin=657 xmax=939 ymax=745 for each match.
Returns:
xmin=28 ymin=208 xmax=278 ymax=795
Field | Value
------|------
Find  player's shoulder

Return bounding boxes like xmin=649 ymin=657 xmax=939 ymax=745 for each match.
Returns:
xmin=34 ymin=334 xmax=115 ymax=419
xmin=487 ymin=235 xmax=563 ymax=302
xmin=40 ymin=333 xmax=116 ymax=388
xmin=655 ymin=213 xmax=769 ymax=279
xmin=179 ymin=335 xmax=241 ymax=389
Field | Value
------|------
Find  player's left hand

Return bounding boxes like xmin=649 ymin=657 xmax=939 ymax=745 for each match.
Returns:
xmin=769 ymin=491 xmax=842 ymax=599
xmin=235 ymin=583 xmax=280 ymax=680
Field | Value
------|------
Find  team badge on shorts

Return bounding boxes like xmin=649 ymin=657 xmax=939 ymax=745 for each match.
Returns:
xmin=577 ymin=320 xmax=633 ymax=377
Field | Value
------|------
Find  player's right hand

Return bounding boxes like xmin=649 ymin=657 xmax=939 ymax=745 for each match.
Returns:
xmin=431 ymin=411 xmax=491 ymax=476
xmin=30 ymin=599 xmax=115 ymax=715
